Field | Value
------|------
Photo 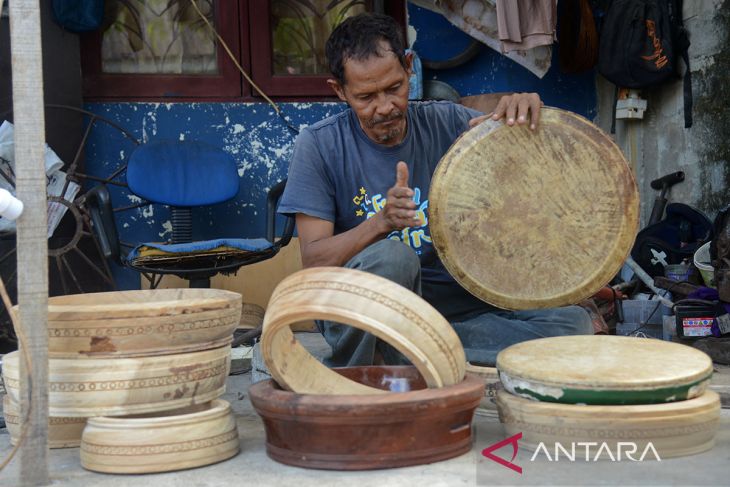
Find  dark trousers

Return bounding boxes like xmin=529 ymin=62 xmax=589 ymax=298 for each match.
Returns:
xmin=317 ymin=240 xmax=594 ymax=367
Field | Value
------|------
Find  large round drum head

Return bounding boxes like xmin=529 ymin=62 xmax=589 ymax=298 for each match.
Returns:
xmin=430 ymin=107 xmax=639 ymax=310
xmin=496 ymin=335 xmax=713 ymax=405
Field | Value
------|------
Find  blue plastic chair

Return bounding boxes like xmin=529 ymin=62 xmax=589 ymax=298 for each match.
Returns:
xmin=86 ymin=140 xmax=293 ymax=288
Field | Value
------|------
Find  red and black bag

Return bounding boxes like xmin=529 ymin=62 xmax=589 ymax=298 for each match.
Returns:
xmin=597 ymin=0 xmax=692 ymax=128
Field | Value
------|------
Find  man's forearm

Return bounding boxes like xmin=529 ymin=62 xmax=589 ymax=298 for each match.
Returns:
xmin=301 ymin=215 xmax=391 ymax=268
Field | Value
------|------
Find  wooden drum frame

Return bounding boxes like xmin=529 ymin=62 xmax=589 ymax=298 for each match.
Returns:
xmin=465 ymin=362 xmax=501 ymax=413
xmin=2 ymin=346 xmax=230 ymax=417
xmin=261 ymin=267 xmax=466 ymax=394
xmin=249 ymin=366 xmax=484 ymax=470
xmin=3 ymin=395 xmax=86 ymax=448
xmin=38 ymin=288 xmax=242 ymax=358
xmin=81 ymin=400 xmax=239 ymax=473
xmin=496 ymin=390 xmax=721 ymax=459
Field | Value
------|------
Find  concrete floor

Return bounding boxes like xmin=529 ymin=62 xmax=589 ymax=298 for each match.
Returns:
xmin=1 ymin=334 xmax=729 ymax=486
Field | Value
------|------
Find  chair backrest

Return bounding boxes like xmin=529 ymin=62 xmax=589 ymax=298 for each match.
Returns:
xmin=127 ymin=140 xmax=239 ymax=207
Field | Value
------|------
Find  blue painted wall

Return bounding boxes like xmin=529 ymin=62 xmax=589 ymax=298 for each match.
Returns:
xmin=84 ymin=4 xmax=597 ymax=290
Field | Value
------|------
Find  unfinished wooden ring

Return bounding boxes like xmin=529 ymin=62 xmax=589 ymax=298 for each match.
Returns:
xmin=35 ymin=288 xmax=242 ymax=358
xmin=496 ymin=335 xmax=713 ymax=405
xmin=249 ymin=366 xmax=483 ymax=470
xmin=261 ymin=267 xmax=466 ymax=394
xmin=430 ymin=107 xmax=639 ymax=310
xmin=3 ymin=395 xmax=86 ymax=449
xmin=80 ymin=399 xmax=239 ymax=474
xmin=2 ymin=346 xmax=230 ymax=417
xmin=496 ymin=390 xmax=720 ymax=459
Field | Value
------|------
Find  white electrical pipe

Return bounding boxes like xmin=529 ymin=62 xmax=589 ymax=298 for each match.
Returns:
xmin=0 ymin=188 xmax=24 ymax=220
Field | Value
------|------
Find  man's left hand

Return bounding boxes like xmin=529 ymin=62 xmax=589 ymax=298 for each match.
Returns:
xmin=468 ymin=92 xmax=543 ymax=130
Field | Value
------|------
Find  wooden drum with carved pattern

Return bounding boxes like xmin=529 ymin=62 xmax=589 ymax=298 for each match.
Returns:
xmin=81 ymin=400 xmax=239 ymax=473
xmin=3 ymin=395 xmax=86 ymax=449
xmin=2 ymin=346 xmax=230 ymax=417
xmin=261 ymin=267 xmax=466 ymax=394
xmin=430 ymin=107 xmax=639 ymax=310
xmin=36 ymin=288 xmax=242 ymax=358
xmin=496 ymin=389 xmax=721 ymax=459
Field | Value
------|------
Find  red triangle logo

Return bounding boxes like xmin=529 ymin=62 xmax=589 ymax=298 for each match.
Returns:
xmin=481 ymin=432 xmax=523 ymax=474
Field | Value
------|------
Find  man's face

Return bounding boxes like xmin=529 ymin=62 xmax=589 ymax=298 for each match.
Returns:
xmin=328 ymin=43 xmax=412 ymax=146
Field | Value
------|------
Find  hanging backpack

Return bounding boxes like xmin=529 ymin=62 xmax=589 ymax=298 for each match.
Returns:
xmin=597 ymin=0 xmax=692 ymax=128
xmin=51 ymin=0 xmax=105 ymax=33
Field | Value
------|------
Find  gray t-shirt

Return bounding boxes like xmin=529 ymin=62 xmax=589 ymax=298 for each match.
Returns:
xmin=279 ymin=100 xmax=489 ymax=318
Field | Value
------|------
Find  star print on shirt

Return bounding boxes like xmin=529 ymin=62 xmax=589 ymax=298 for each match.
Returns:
xmin=353 ymin=187 xmax=371 ymax=217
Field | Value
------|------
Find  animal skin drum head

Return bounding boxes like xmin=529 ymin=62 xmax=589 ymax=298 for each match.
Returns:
xmin=496 ymin=335 xmax=713 ymax=405
xmin=430 ymin=107 xmax=639 ymax=310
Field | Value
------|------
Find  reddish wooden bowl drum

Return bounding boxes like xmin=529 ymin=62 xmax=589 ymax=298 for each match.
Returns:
xmin=249 ymin=365 xmax=484 ymax=470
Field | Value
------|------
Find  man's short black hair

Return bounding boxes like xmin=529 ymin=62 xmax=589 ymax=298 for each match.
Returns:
xmin=326 ymin=13 xmax=407 ymax=85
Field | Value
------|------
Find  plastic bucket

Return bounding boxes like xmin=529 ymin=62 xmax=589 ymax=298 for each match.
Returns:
xmin=693 ymin=241 xmax=715 ymax=287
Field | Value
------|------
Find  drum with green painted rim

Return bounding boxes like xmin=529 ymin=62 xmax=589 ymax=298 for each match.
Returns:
xmin=496 ymin=335 xmax=713 ymax=405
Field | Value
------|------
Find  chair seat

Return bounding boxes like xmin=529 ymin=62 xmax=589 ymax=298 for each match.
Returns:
xmin=127 ymin=238 xmax=275 ymax=268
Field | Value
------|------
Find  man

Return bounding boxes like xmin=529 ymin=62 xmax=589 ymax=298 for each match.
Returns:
xmin=278 ymin=13 xmax=592 ymax=367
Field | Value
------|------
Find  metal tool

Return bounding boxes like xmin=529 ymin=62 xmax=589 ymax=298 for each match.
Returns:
xmin=649 ymin=171 xmax=685 ymax=225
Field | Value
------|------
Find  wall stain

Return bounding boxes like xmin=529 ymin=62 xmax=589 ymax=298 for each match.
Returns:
xmin=694 ymin=0 xmax=730 ymax=213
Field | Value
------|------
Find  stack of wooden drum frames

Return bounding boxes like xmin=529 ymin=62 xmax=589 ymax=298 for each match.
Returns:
xmin=2 ymin=288 xmax=242 ymax=473
xmin=495 ymin=335 xmax=720 ymax=459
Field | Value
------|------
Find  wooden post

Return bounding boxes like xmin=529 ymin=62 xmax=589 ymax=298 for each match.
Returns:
xmin=8 ymin=0 xmax=50 ymax=485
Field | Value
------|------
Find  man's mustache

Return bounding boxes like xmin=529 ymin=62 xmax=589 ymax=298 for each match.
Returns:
xmin=366 ymin=111 xmax=404 ymax=128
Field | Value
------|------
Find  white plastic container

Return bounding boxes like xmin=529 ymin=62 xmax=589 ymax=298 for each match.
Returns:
xmin=694 ymin=241 xmax=715 ymax=288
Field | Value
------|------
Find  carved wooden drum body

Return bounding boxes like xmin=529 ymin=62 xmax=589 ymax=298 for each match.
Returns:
xmin=497 ymin=389 xmax=721 ymax=459
xmin=2 ymin=346 xmax=230 ymax=417
xmin=38 ymin=288 xmax=242 ymax=358
xmin=3 ymin=395 xmax=86 ymax=449
xmin=430 ymin=107 xmax=639 ymax=309
xmin=238 ymin=302 xmax=265 ymax=329
xmin=465 ymin=362 xmax=501 ymax=413
xmin=81 ymin=400 xmax=239 ymax=473
xmin=261 ymin=267 xmax=466 ymax=394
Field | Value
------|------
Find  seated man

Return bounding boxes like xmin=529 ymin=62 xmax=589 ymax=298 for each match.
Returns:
xmin=278 ymin=13 xmax=593 ymax=367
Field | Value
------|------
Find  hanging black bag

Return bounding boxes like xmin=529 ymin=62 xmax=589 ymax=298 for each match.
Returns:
xmin=598 ymin=0 xmax=692 ymax=128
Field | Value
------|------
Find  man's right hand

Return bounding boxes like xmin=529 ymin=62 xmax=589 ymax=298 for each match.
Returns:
xmin=297 ymin=161 xmax=422 ymax=268
xmin=379 ymin=161 xmax=421 ymax=233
